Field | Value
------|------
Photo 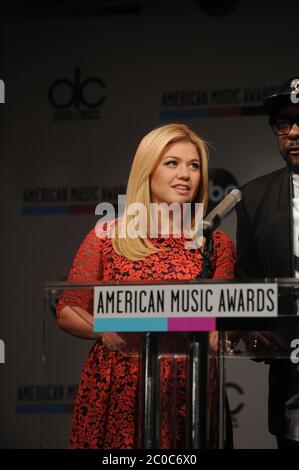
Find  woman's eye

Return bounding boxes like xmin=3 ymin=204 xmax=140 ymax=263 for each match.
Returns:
xmin=165 ymin=160 xmax=177 ymax=166
xmin=190 ymin=162 xmax=200 ymax=170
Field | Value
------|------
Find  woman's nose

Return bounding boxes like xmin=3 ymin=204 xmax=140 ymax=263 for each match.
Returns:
xmin=177 ymin=165 xmax=190 ymax=179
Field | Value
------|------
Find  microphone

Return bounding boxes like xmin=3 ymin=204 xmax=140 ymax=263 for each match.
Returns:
xmin=202 ymin=188 xmax=242 ymax=235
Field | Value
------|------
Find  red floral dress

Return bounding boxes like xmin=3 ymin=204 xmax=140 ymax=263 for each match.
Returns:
xmin=57 ymin=222 xmax=235 ymax=449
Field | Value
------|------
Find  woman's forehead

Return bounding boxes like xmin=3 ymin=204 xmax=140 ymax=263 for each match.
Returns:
xmin=162 ymin=140 xmax=199 ymax=158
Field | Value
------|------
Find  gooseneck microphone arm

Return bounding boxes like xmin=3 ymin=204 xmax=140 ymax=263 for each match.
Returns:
xmin=202 ymin=188 xmax=242 ymax=238
xmin=188 ymin=188 xmax=242 ymax=449
xmin=199 ymin=188 xmax=242 ymax=278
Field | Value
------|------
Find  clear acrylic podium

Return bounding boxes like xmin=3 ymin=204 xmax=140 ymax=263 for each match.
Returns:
xmin=42 ymin=279 xmax=299 ymax=449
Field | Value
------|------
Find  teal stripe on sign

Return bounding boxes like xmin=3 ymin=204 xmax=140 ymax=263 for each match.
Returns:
xmin=94 ymin=318 xmax=168 ymax=332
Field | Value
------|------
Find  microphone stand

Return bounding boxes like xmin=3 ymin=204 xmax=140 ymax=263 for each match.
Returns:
xmin=187 ymin=216 xmax=218 ymax=448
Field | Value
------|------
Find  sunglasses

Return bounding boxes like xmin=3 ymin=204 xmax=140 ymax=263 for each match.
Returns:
xmin=269 ymin=115 xmax=299 ymax=136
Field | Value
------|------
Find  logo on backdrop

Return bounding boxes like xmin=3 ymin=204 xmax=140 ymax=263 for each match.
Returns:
xmin=16 ymin=384 xmax=77 ymax=414
xmin=21 ymin=176 xmax=239 ymax=216
xmin=21 ymin=185 xmax=126 ymax=215
xmin=160 ymin=84 xmax=278 ymax=120
xmin=208 ymin=168 xmax=238 ymax=211
xmin=48 ymin=67 xmax=106 ymax=121
xmin=0 ymin=78 xmax=5 ymax=103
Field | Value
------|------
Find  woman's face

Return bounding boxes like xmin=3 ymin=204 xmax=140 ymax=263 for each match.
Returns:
xmin=150 ymin=140 xmax=201 ymax=205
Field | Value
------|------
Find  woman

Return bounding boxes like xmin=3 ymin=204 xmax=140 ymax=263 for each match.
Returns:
xmin=56 ymin=123 xmax=235 ymax=449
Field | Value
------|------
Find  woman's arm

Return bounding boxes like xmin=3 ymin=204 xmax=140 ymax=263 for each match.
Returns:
xmin=57 ymin=227 xmax=104 ymax=338
xmin=57 ymin=226 xmax=127 ymax=352
xmin=57 ymin=305 xmax=127 ymax=351
xmin=57 ymin=305 xmax=100 ymax=340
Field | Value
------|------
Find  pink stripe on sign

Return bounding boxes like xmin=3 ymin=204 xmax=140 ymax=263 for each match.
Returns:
xmin=168 ymin=318 xmax=216 ymax=331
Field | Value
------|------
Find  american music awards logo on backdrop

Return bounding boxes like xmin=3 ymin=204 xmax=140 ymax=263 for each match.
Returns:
xmin=16 ymin=384 xmax=77 ymax=414
xmin=20 ymin=175 xmax=237 ymax=215
xmin=21 ymin=185 xmax=126 ymax=215
xmin=48 ymin=67 xmax=106 ymax=121
xmin=160 ymin=84 xmax=278 ymax=119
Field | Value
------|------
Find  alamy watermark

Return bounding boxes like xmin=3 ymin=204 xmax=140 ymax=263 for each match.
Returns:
xmin=95 ymin=195 xmax=204 ymax=248
xmin=290 ymin=338 xmax=299 ymax=364
xmin=290 ymin=78 xmax=299 ymax=104
xmin=0 ymin=339 xmax=5 ymax=364
xmin=0 ymin=79 xmax=5 ymax=103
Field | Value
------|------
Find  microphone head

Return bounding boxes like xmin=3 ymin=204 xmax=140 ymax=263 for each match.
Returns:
xmin=204 ymin=187 xmax=242 ymax=226
xmin=229 ymin=188 xmax=242 ymax=202
xmin=198 ymin=187 xmax=243 ymax=238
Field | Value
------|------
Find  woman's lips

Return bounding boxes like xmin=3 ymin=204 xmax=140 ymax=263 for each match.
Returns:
xmin=172 ymin=185 xmax=190 ymax=194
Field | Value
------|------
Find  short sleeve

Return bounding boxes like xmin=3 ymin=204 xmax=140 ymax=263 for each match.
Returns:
xmin=56 ymin=227 xmax=103 ymax=317
xmin=212 ymin=231 xmax=236 ymax=280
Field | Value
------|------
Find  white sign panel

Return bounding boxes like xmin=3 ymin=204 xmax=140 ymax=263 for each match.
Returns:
xmin=94 ymin=283 xmax=278 ymax=319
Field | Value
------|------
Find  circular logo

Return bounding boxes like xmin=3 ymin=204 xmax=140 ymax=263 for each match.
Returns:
xmin=48 ymin=67 xmax=106 ymax=109
xmin=208 ymin=168 xmax=239 ymax=211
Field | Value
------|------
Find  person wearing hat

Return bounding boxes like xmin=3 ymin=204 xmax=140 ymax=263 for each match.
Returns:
xmin=236 ymin=76 xmax=299 ymax=449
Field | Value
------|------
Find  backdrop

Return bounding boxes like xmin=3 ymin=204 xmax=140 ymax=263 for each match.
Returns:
xmin=1 ymin=0 xmax=298 ymax=448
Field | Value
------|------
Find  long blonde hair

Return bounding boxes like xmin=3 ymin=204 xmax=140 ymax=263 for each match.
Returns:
xmin=112 ymin=123 xmax=209 ymax=260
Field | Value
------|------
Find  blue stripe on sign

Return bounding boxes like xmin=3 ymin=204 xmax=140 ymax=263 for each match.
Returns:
xmin=22 ymin=206 xmax=69 ymax=215
xmin=160 ymin=108 xmax=209 ymax=119
xmin=16 ymin=404 xmax=66 ymax=414
xmin=94 ymin=318 xmax=168 ymax=332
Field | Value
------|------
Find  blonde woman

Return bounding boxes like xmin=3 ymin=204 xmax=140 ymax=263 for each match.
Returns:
xmin=57 ymin=123 xmax=235 ymax=448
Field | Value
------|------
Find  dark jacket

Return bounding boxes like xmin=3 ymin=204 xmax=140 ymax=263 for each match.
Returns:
xmin=236 ymin=166 xmax=299 ymax=437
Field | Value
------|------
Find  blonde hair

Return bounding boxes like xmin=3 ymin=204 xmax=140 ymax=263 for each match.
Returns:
xmin=112 ymin=123 xmax=209 ymax=260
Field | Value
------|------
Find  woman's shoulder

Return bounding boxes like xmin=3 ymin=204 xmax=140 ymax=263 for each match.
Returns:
xmin=94 ymin=217 xmax=118 ymax=239
xmin=78 ymin=219 xmax=117 ymax=251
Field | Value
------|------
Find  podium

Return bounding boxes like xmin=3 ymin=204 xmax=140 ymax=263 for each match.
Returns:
xmin=43 ymin=279 xmax=299 ymax=449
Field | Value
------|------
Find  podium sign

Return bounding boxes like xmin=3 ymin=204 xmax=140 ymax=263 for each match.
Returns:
xmin=93 ymin=283 xmax=278 ymax=332
xmin=43 ymin=279 xmax=298 ymax=449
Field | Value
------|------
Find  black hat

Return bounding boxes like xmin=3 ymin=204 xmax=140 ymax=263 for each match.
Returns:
xmin=263 ymin=76 xmax=299 ymax=116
